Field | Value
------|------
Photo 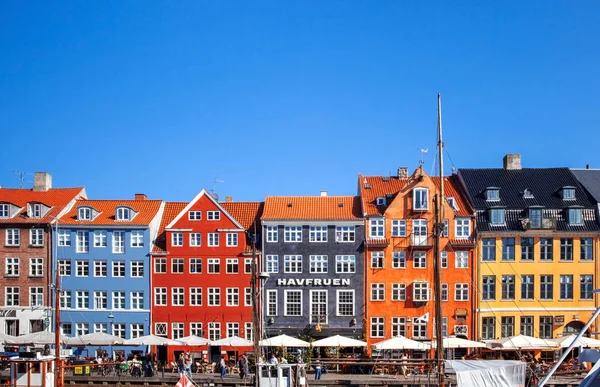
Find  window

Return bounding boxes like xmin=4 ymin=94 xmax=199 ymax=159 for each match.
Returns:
xmin=540 ymin=238 xmax=553 ymax=261
xmin=208 ymin=288 xmax=220 ymax=306
xmin=562 ymin=187 xmax=576 ymax=200
xmin=172 ymin=258 xmax=185 ymax=273
xmin=455 ymin=251 xmax=468 ymax=268
xmin=370 ymin=317 xmax=385 ymax=338
xmin=482 ymin=317 xmax=495 ymax=340
xmin=190 ymin=322 xmax=203 ymax=337
xmin=501 ymin=316 xmax=514 ymax=338
xmin=521 ymin=275 xmax=534 ymax=300
xmin=76 ymin=323 xmax=89 ymax=336
xmin=501 ymin=275 xmax=515 ymax=300
xmin=244 ymin=258 xmax=252 ymax=274
xmin=93 ymin=231 xmax=106 ymax=247
xmin=207 ymin=211 xmax=220 ymax=220
xmin=310 ymin=290 xmax=327 ymax=324
xmin=5 ymin=287 xmax=19 ymax=306
xmin=29 ymin=229 xmax=43 ymax=246
xmin=76 ymin=291 xmax=89 ymax=309
xmin=190 ymin=258 xmax=202 ymax=273
xmin=130 ymin=261 xmax=144 ymax=277
xmin=245 ymin=322 xmax=253 ymax=341
xmin=189 ymin=232 xmax=202 ymax=247
xmin=27 ymin=258 xmax=42 ymax=277
xmin=245 ymin=288 xmax=252 ymax=306
xmin=370 ymin=284 xmax=385 ymax=301
xmin=486 ymin=189 xmax=500 ymax=201
xmin=413 ymin=320 xmax=427 ymax=339
xmin=455 ymin=284 xmax=469 ymax=301
xmin=489 ymin=208 xmax=505 ymax=225
xmin=190 ymin=288 xmax=202 ymax=306
xmin=131 ymin=291 xmax=144 ymax=309
xmin=482 ymin=238 xmax=496 ymax=261
xmin=309 ymin=226 xmax=328 ymax=242
xmin=520 ymin=316 xmax=533 ymax=336
xmin=266 ymin=226 xmax=278 ymax=242
xmin=376 ymin=197 xmax=386 ymax=206
xmin=227 ymin=322 xmax=240 ymax=338
xmin=226 ymin=233 xmax=238 ymax=246
xmin=529 ymin=208 xmax=542 ymax=228
xmin=29 ymin=287 xmax=43 ymax=306
xmin=392 ymin=283 xmax=406 ymax=301
xmin=337 ymin=290 xmax=354 ymax=316
xmin=266 ymin=255 xmax=278 ymax=273
xmin=226 ymin=288 xmax=239 ymax=306
xmin=208 ymin=258 xmax=220 ymax=273
xmin=569 ymin=208 xmax=583 ymax=225
xmin=0 ymin=204 xmax=9 ymax=218
xmin=130 ymin=231 xmax=144 ymax=247
xmin=482 ymin=276 xmax=496 ymax=301
xmin=413 ymin=282 xmax=429 ymax=302
xmin=172 ymin=232 xmax=183 ymax=246
xmin=112 ymin=231 xmax=125 ymax=253
xmin=267 ymin=290 xmax=277 ymax=316
xmin=154 ymin=258 xmax=166 ymax=273
xmin=560 ymin=238 xmax=573 ymax=261
xmin=78 ymin=207 xmax=92 ymax=220
xmin=154 ymin=288 xmax=167 ymax=306
xmin=392 ymin=317 xmax=406 ymax=337
xmin=94 ymin=291 xmax=107 ymax=309
xmin=392 ymin=252 xmax=406 ymax=268
xmin=560 ymin=275 xmax=573 ymax=299
xmin=116 ymin=207 xmax=131 ymax=221
xmin=112 ymin=261 xmax=125 ymax=277
xmin=172 ymin=288 xmax=185 ymax=306
xmin=456 ymin=218 xmax=470 ymax=239
xmin=539 ymin=316 xmax=553 ymax=339
xmin=521 ymin=238 xmax=534 ymax=261
xmin=284 ymin=226 xmax=302 ymax=242
xmin=335 ymin=226 xmax=355 ymax=242
xmin=284 ymin=255 xmax=302 ymax=273
xmin=154 ymin=322 xmax=167 ymax=337
xmin=112 ymin=291 xmax=125 ymax=309
xmin=371 ymin=251 xmax=384 ymax=268
xmin=94 ymin=260 xmax=107 ymax=277
xmin=58 ymin=230 xmax=71 ymax=246
xmin=581 ymin=238 xmax=593 ymax=261
xmin=581 ymin=275 xmax=593 ymax=300
xmin=502 ymin=238 xmax=515 ymax=261
xmin=131 ymin=323 xmax=144 ymax=339
xmin=447 ymin=196 xmax=459 ymax=210
xmin=188 ymin=211 xmax=201 ymax=220
xmin=284 ymin=290 xmax=302 ymax=316
xmin=76 ymin=231 xmax=89 ymax=253
xmin=58 ymin=260 xmax=70 ymax=276
xmin=336 ymin=255 xmax=356 ymax=273
xmin=309 ymin=255 xmax=328 ymax=273
xmin=413 ymin=187 xmax=429 ymax=210
xmin=226 ymin=258 xmax=239 ymax=274
xmin=208 ymin=322 xmax=221 ymax=341
xmin=76 ymin=260 xmax=89 ymax=277
xmin=369 ymin=218 xmax=384 ymax=238
xmin=4 ymin=229 xmax=19 ymax=247
xmin=441 ymin=283 xmax=448 ymax=301
xmin=441 ymin=251 xmax=448 ymax=268
xmin=208 ymin=233 xmax=219 ymax=246
xmin=392 ymin=220 xmax=406 ymax=237
xmin=5 ymin=257 xmax=19 ymax=276
xmin=171 ymin=323 xmax=184 ymax=340
xmin=540 ymin=275 xmax=553 ymax=300
xmin=413 ymin=251 xmax=426 ymax=268
xmin=61 ymin=323 xmax=72 ymax=336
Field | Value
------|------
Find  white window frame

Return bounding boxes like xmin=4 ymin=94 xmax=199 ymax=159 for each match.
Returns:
xmin=94 ymin=290 xmax=107 ymax=309
xmin=29 ymin=286 xmax=44 ymax=306
xmin=392 ymin=251 xmax=406 ymax=268
xmin=208 ymin=258 xmax=220 ymax=274
xmin=335 ymin=226 xmax=355 ymax=242
xmin=371 ymin=251 xmax=384 ymax=268
xmin=226 ymin=258 xmax=239 ymax=274
xmin=208 ymin=288 xmax=220 ymax=306
xmin=131 ymin=291 xmax=144 ymax=309
xmin=309 ymin=255 xmax=328 ymax=273
xmin=154 ymin=258 xmax=166 ymax=273
xmin=112 ymin=261 xmax=125 ymax=277
xmin=370 ymin=283 xmax=385 ymax=301
xmin=188 ymin=211 xmax=202 ymax=220
xmin=112 ymin=231 xmax=125 ymax=254
xmin=94 ymin=260 xmax=107 ymax=277
xmin=455 ymin=283 xmax=469 ymax=301
xmin=78 ymin=207 xmax=92 ymax=220
xmin=208 ymin=233 xmax=219 ymax=246
xmin=130 ymin=230 xmax=144 ymax=248
xmin=310 ymin=290 xmax=328 ymax=324
xmin=284 ymin=226 xmax=302 ymax=242
xmin=226 ymin=288 xmax=239 ymax=306
xmin=413 ymin=251 xmax=427 ymax=268
xmin=266 ymin=255 xmax=279 ymax=273
xmin=190 ymin=232 xmax=202 ymax=246
xmin=29 ymin=257 xmax=43 ymax=277
xmin=413 ymin=282 xmax=430 ymax=302
xmin=455 ymin=251 xmax=469 ymax=268
xmin=76 ymin=231 xmax=89 ymax=253
xmin=29 ymin=229 xmax=43 ymax=246
xmin=112 ymin=291 xmax=125 ymax=309
xmin=266 ymin=226 xmax=278 ymax=242
xmin=336 ymin=289 xmax=355 ymax=316
xmin=172 ymin=288 xmax=185 ymax=306
xmin=190 ymin=258 xmax=202 ymax=273
xmin=369 ymin=218 xmax=384 ymax=238
xmin=116 ymin=207 xmax=131 ymax=221
xmin=391 ymin=220 xmax=406 ymax=237
xmin=171 ymin=232 xmax=183 ymax=246
xmin=309 ymin=226 xmax=328 ymax=242
xmin=226 ymin=233 xmax=238 ymax=247
xmin=190 ymin=288 xmax=202 ymax=306
xmin=76 ymin=260 xmax=89 ymax=277
xmin=266 ymin=290 xmax=277 ymax=316
xmin=207 ymin=211 xmax=220 ymax=220
xmin=455 ymin=218 xmax=471 ymax=239
xmin=131 ymin=261 xmax=144 ymax=277
xmin=284 ymin=290 xmax=302 ymax=317
xmin=335 ymin=255 xmax=356 ymax=273
xmin=370 ymin=317 xmax=385 ymax=338
xmin=284 ymin=255 xmax=302 ymax=273
xmin=413 ymin=187 xmax=429 ymax=210
xmin=58 ymin=230 xmax=71 ymax=246
xmin=392 ymin=283 xmax=406 ymax=301
xmin=5 ymin=258 xmax=19 ymax=276
xmin=154 ymin=288 xmax=167 ymax=306
xmin=93 ymin=231 xmax=106 ymax=247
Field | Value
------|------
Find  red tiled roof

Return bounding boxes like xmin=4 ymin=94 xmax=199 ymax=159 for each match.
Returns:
xmin=261 ymin=196 xmax=362 ymax=221
xmin=0 ymin=187 xmax=85 ymax=224
xmin=60 ymin=199 xmax=163 ymax=226
xmin=152 ymin=202 xmax=187 ymax=253
xmin=220 ymin=202 xmax=264 ymax=231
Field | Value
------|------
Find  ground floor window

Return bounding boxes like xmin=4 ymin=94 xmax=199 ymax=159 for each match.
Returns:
xmin=370 ymin=317 xmax=385 ymax=338
xmin=482 ymin=317 xmax=495 ymax=340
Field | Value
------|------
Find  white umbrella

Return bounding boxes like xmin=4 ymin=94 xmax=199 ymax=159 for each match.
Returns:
xmin=259 ymin=334 xmax=310 ymax=348
xmin=6 ymin=331 xmax=65 ymax=345
xmin=0 ymin=332 xmax=17 ymax=344
xmin=431 ymin=337 xmax=487 ymax=349
xmin=211 ymin=336 xmax=253 ymax=347
xmin=487 ymin=335 xmax=556 ymax=350
xmin=65 ymin=332 xmax=125 ymax=346
xmin=371 ymin=336 xmax=430 ymax=350
xmin=550 ymin=335 xmax=600 ymax=348
xmin=124 ymin=334 xmax=179 ymax=346
xmin=311 ymin=335 xmax=367 ymax=348
xmin=175 ymin=335 xmax=211 ymax=346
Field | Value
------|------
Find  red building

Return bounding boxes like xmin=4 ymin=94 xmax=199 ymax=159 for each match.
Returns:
xmin=150 ymin=190 xmax=262 ymax=362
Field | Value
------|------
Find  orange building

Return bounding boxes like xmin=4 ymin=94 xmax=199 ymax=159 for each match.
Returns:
xmin=359 ymin=166 xmax=476 ymax=354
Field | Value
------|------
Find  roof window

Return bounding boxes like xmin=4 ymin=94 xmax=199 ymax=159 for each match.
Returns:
xmin=485 ymin=187 xmax=500 ymax=201
xmin=116 ymin=206 xmax=133 ymax=221
xmin=376 ymin=197 xmax=386 ymax=206
xmin=78 ymin=206 xmax=93 ymax=221
xmin=0 ymin=204 xmax=9 ymax=218
xmin=561 ymin=187 xmax=576 ymax=200
xmin=446 ymin=197 xmax=459 ymax=211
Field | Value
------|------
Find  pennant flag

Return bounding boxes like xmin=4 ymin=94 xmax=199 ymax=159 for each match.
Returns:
xmin=415 ymin=312 xmax=429 ymax=323
xmin=175 ymin=374 xmax=193 ymax=387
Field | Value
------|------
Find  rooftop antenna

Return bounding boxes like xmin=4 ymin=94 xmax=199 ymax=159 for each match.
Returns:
xmin=419 ymin=148 xmax=428 ymax=166
xmin=12 ymin=170 xmax=32 ymax=188
xmin=210 ymin=179 xmax=225 ymax=201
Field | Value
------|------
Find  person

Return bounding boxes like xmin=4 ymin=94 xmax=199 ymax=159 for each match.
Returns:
xmin=177 ymin=353 xmax=185 ymax=375
xmin=220 ymin=356 xmax=227 ymax=378
xmin=184 ymin=352 xmax=192 ymax=377
xmin=259 ymin=355 xmax=266 ymax=364
xmin=238 ymin=355 xmax=248 ymax=379
xmin=269 ymin=353 xmax=279 ymax=365
xmin=401 ymin=353 xmax=408 ymax=378
xmin=314 ymin=357 xmax=322 ymax=380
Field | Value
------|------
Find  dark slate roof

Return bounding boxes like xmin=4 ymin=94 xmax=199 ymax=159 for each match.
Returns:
xmin=572 ymin=169 xmax=600 ymax=203
xmin=458 ymin=168 xmax=596 ymax=210
xmin=475 ymin=209 xmax=600 ymax=232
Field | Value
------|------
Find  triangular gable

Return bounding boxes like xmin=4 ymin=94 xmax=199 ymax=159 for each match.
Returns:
xmin=165 ymin=189 xmax=244 ymax=230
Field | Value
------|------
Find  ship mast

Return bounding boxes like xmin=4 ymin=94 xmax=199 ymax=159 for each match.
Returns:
xmin=250 ymin=223 xmax=261 ymax=387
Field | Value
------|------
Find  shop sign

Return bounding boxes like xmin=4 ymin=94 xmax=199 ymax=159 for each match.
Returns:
xmin=276 ymin=278 xmax=350 ymax=287
xmin=554 ymin=315 xmax=565 ymax=326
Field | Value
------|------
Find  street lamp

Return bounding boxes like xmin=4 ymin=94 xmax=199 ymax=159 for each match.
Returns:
xmin=108 ymin=312 xmax=115 ymax=359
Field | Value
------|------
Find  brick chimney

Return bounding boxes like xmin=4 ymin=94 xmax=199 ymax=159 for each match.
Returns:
xmin=33 ymin=172 xmax=52 ymax=192
xmin=503 ymin=154 xmax=522 ymax=170
xmin=225 ymin=196 xmax=233 ymax=202
xmin=135 ymin=194 xmax=147 ymax=200
xmin=398 ymin=167 xmax=408 ymax=178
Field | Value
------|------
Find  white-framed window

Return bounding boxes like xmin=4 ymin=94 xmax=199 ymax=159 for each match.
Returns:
xmin=6 ymin=229 xmax=20 ymax=246
xmin=131 ymin=323 xmax=144 ymax=339
xmin=112 ymin=291 xmax=125 ymax=309
xmin=226 ymin=233 xmax=238 ymax=247
xmin=245 ymin=322 xmax=253 ymax=341
xmin=371 ymin=251 xmax=384 ymax=268
xmin=207 ymin=211 xmax=220 ymax=220
xmin=456 ymin=218 xmax=471 ymax=239
xmin=208 ymin=288 xmax=220 ymax=306
xmin=455 ymin=251 xmax=469 ymax=268
xmin=490 ymin=208 xmax=505 ymax=225
xmin=94 ymin=260 xmax=107 ymax=277
xmin=369 ymin=218 xmax=384 ymax=238
xmin=76 ymin=260 xmax=89 ymax=277
xmin=413 ymin=282 xmax=430 ymax=301
xmin=284 ymin=255 xmax=302 ymax=273
xmin=266 ymin=226 xmax=278 ymax=242
xmin=58 ymin=230 xmax=71 ymax=246
xmin=112 ymin=261 xmax=125 ymax=277
xmin=171 ymin=323 xmax=184 ymax=340
xmin=441 ymin=283 xmax=448 ymax=301
xmin=486 ymin=188 xmax=500 ymax=201
xmin=227 ymin=322 xmax=239 ymax=337
xmin=455 ymin=283 xmax=469 ymax=301
xmin=443 ymin=219 xmax=449 ymax=237
xmin=131 ymin=261 xmax=144 ymax=277
xmin=392 ymin=317 xmax=407 ymax=337
xmin=154 ymin=288 xmax=167 ymax=306
xmin=154 ymin=322 xmax=167 ymax=337
xmin=266 ymin=255 xmax=279 ymax=273
xmin=29 ymin=203 xmax=41 ymax=218
xmin=226 ymin=288 xmax=239 ymax=306
xmin=190 ymin=258 xmax=202 ymax=273
xmin=446 ymin=197 xmax=459 ymax=210
xmin=29 ymin=258 xmax=43 ymax=277
xmin=392 ymin=220 xmax=406 ymax=237
xmin=244 ymin=258 xmax=252 ymax=274
xmin=76 ymin=290 xmax=90 ymax=309
xmin=245 ymin=287 xmax=252 ymax=306
xmin=76 ymin=323 xmax=89 ymax=336
xmin=569 ymin=208 xmax=583 ymax=225
xmin=116 ymin=207 xmax=131 ymax=221
xmin=371 ymin=283 xmax=385 ymax=301
xmin=441 ymin=251 xmax=448 ymax=268
xmin=310 ymin=290 xmax=328 ymax=324
xmin=208 ymin=322 xmax=221 ymax=341
xmin=376 ymin=197 xmax=386 ymax=206
xmin=76 ymin=231 xmax=89 ymax=253
xmin=309 ymin=226 xmax=328 ymax=242
xmin=335 ymin=255 xmax=356 ymax=273
xmin=392 ymin=251 xmax=406 ymax=268
xmin=78 ymin=207 xmax=92 ymax=220
xmin=413 ymin=251 xmax=427 ymax=268
xmin=0 ymin=204 xmax=9 ymax=218
xmin=392 ymin=283 xmax=406 ymax=301
xmin=370 ymin=317 xmax=385 ymax=338
xmin=190 ymin=232 xmax=201 ymax=246
xmin=154 ymin=258 xmax=166 ymax=273
xmin=60 ymin=323 xmax=72 ymax=336
xmin=284 ymin=290 xmax=302 ymax=316
xmin=226 ymin=258 xmax=239 ymax=273
xmin=309 ymin=255 xmax=328 ymax=273
xmin=29 ymin=229 xmax=43 ymax=246
xmin=413 ymin=320 xmax=427 ymax=339
xmin=266 ymin=290 xmax=277 ymax=316
xmin=5 ymin=258 xmax=19 ymax=276
xmin=284 ymin=226 xmax=302 ymax=242
xmin=130 ymin=230 xmax=144 ymax=247
xmin=94 ymin=323 xmax=107 ymax=333
xmin=58 ymin=260 xmax=70 ymax=276
xmin=190 ymin=288 xmax=202 ymax=306
xmin=190 ymin=322 xmax=203 ymax=337
xmin=5 ymin=287 xmax=19 ymax=306
xmin=29 ymin=287 xmax=43 ymax=306
xmin=208 ymin=258 xmax=220 ymax=273
xmin=172 ymin=258 xmax=185 ymax=273
xmin=171 ymin=232 xmax=183 ymax=246
xmin=172 ymin=288 xmax=185 ymax=306
xmin=93 ymin=231 xmax=106 ymax=247
xmin=337 ymin=290 xmax=354 ymax=316
xmin=131 ymin=291 xmax=144 ymax=309
xmin=188 ymin=211 xmax=202 ymax=220
xmin=335 ymin=226 xmax=355 ymax=242
xmin=208 ymin=233 xmax=219 ymax=246
xmin=413 ymin=187 xmax=429 ymax=210
xmin=562 ymin=187 xmax=576 ymax=200
xmin=94 ymin=291 xmax=107 ymax=309
xmin=112 ymin=231 xmax=125 ymax=253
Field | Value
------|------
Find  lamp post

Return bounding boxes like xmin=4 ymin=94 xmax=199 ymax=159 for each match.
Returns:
xmin=108 ymin=312 xmax=115 ymax=359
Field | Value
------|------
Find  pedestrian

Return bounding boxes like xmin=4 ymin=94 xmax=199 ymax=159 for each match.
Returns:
xmin=239 ymin=355 xmax=248 ymax=379
xmin=314 ymin=357 xmax=322 ymax=380
xmin=401 ymin=353 xmax=408 ymax=378
xmin=220 ymin=356 xmax=227 ymax=378
xmin=184 ymin=352 xmax=192 ymax=377
xmin=177 ymin=353 xmax=185 ymax=375
xmin=269 ymin=353 xmax=279 ymax=365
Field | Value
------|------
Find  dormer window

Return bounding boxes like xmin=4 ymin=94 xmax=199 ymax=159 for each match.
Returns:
xmin=116 ymin=207 xmax=131 ymax=221
xmin=562 ymin=187 xmax=576 ymax=200
xmin=489 ymin=208 xmax=505 ymax=225
xmin=376 ymin=197 xmax=386 ymax=206
xmin=413 ymin=188 xmax=429 ymax=210
xmin=446 ymin=197 xmax=459 ymax=211
xmin=28 ymin=203 xmax=42 ymax=218
xmin=0 ymin=204 xmax=9 ymax=218
xmin=529 ymin=208 xmax=543 ymax=228
xmin=78 ymin=207 xmax=92 ymax=221
xmin=568 ymin=208 xmax=583 ymax=225
xmin=485 ymin=188 xmax=500 ymax=201
xmin=523 ymin=189 xmax=534 ymax=199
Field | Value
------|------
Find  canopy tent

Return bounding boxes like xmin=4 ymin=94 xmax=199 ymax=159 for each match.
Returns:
xmin=174 ymin=335 xmax=211 ymax=346
xmin=211 ymin=336 xmax=253 ymax=347
xmin=550 ymin=334 xmax=600 ymax=348
xmin=65 ymin=332 xmax=125 ymax=346
xmin=259 ymin=334 xmax=310 ymax=348
xmin=486 ymin=335 xmax=556 ymax=350
xmin=371 ymin=336 xmax=430 ymax=350
xmin=0 ymin=332 xmax=17 ymax=344
xmin=431 ymin=337 xmax=487 ymax=349
xmin=6 ymin=331 xmax=66 ymax=345
xmin=446 ymin=360 xmax=526 ymax=387
xmin=124 ymin=334 xmax=179 ymax=346
xmin=310 ymin=335 xmax=367 ymax=348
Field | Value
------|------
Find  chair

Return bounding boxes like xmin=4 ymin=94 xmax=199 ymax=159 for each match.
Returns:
xmin=195 ymin=362 xmax=202 ymax=374
xmin=170 ymin=361 xmax=177 ymax=373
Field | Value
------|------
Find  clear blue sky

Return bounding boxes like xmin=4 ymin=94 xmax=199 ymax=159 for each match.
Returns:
xmin=1 ymin=1 xmax=599 ymax=202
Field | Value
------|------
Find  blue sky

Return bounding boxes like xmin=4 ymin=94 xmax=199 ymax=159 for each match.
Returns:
xmin=1 ymin=1 xmax=599 ymax=202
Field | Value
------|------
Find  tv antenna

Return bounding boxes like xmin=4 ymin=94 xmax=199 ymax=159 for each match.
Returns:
xmin=12 ymin=170 xmax=32 ymax=188
xmin=210 ymin=179 xmax=225 ymax=201
xmin=419 ymin=148 xmax=429 ymax=166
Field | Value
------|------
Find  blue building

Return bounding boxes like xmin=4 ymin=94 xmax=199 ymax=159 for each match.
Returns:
xmin=54 ymin=195 xmax=164 ymax=358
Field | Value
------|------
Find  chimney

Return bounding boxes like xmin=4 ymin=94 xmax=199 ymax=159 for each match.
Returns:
xmin=33 ymin=172 xmax=52 ymax=192
xmin=398 ymin=167 xmax=408 ymax=179
xmin=503 ymin=154 xmax=522 ymax=170
xmin=225 ymin=196 xmax=233 ymax=202
xmin=134 ymin=194 xmax=147 ymax=200
xmin=320 ymin=191 xmax=327 ymax=197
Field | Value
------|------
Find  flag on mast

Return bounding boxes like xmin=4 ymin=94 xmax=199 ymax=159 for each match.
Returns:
xmin=415 ymin=312 xmax=429 ymax=323
xmin=175 ymin=374 xmax=193 ymax=387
